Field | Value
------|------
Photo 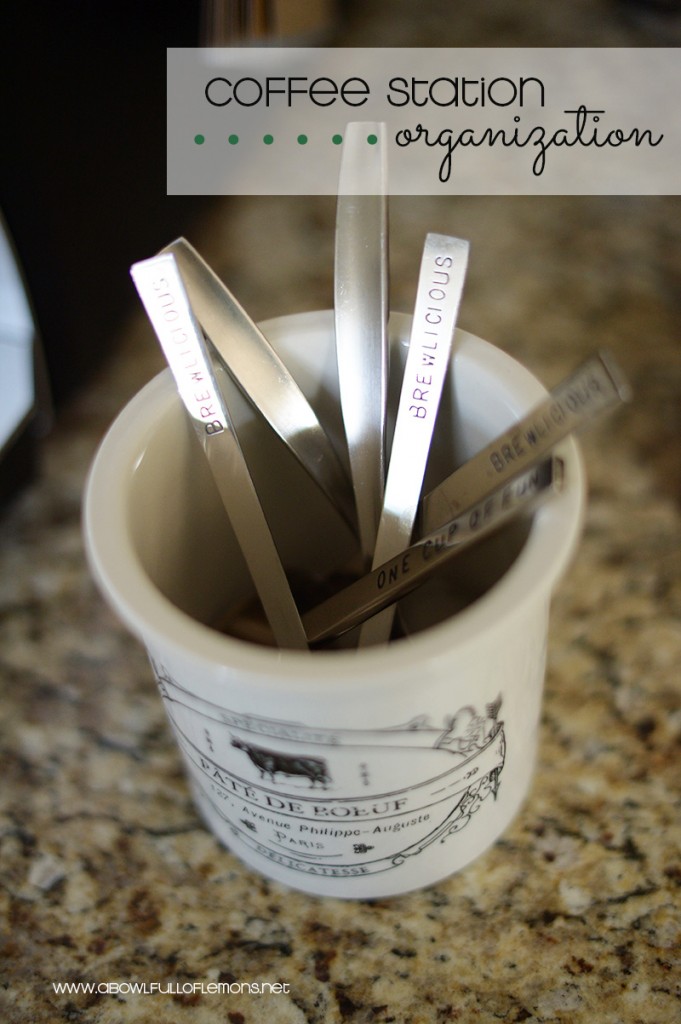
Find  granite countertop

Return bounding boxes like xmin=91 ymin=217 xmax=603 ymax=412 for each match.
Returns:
xmin=2 ymin=5 xmax=681 ymax=1024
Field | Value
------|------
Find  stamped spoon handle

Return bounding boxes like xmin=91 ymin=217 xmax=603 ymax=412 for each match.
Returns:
xmin=358 ymin=234 xmax=469 ymax=646
xmin=304 ymin=457 xmax=561 ymax=646
xmin=131 ymin=252 xmax=308 ymax=651
xmin=420 ymin=349 xmax=631 ymax=534
xmin=305 ymin=349 xmax=631 ymax=645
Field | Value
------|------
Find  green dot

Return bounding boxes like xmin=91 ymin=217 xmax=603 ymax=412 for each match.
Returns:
xmin=228 ymin=134 xmax=239 ymax=145
xmin=367 ymin=133 xmax=378 ymax=145
xmin=332 ymin=134 xmax=343 ymax=145
xmin=297 ymin=134 xmax=308 ymax=145
xmin=263 ymin=134 xmax=274 ymax=145
xmin=194 ymin=134 xmax=205 ymax=145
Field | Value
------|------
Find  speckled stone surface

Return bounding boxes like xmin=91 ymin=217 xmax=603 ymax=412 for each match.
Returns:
xmin=2 ymin=4 xmax=681 ymax=1023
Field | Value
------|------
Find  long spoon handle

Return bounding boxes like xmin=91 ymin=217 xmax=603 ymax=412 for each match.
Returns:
xmin=358 ymin=234 xmax=469 ymax=646
xmin=304 ymin=457 xmax=561 ymax=646
xmin=421 ymin=349 xmax=631 ymax=533
xmin=131 ymin=252 xmax=308 ymax=651
xmin=304 ymin=349 xmax=631 ymax=646
xmin=334 ymin=121 xmax=389 ymax=566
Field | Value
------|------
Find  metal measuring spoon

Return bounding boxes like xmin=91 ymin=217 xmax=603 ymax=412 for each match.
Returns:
xmin=358 ymin=233 xmax=469 ymax=646
xmin=334 ymin=121 xmax=389 ymax=567
xmin=130 ymin=252 xmax=308 ymax=651
xmin=162 ymin=238 xmax=355 ymax=533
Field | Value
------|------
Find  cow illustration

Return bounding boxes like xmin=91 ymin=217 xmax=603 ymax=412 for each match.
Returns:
xmin=231 ymin=737 xmax=331 ymax=789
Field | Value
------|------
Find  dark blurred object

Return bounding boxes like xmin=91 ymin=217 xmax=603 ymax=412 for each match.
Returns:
xmin=0 ymin=2 xmax=208 ymax=407
xmin=615 ymin=0 xmax=681 ymax=38
xmin=618 ymin=0 xmax=681 ymax=10
xmin=200 ymin=0 xmax=338 ymax=44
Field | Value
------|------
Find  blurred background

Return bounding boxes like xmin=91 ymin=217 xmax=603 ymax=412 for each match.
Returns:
xmin=0 ymin=0 xmax=679 ymax=504
xmin=1 ymin=0 xmax=679 ymax=405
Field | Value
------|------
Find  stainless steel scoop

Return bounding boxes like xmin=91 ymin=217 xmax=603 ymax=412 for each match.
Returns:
xmin=162 ymin=237 xmax=356 ymax=533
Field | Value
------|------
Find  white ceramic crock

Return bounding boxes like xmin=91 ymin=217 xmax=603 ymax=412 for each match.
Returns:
xmin=84 ymin=311 xmax=585 ymax=899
